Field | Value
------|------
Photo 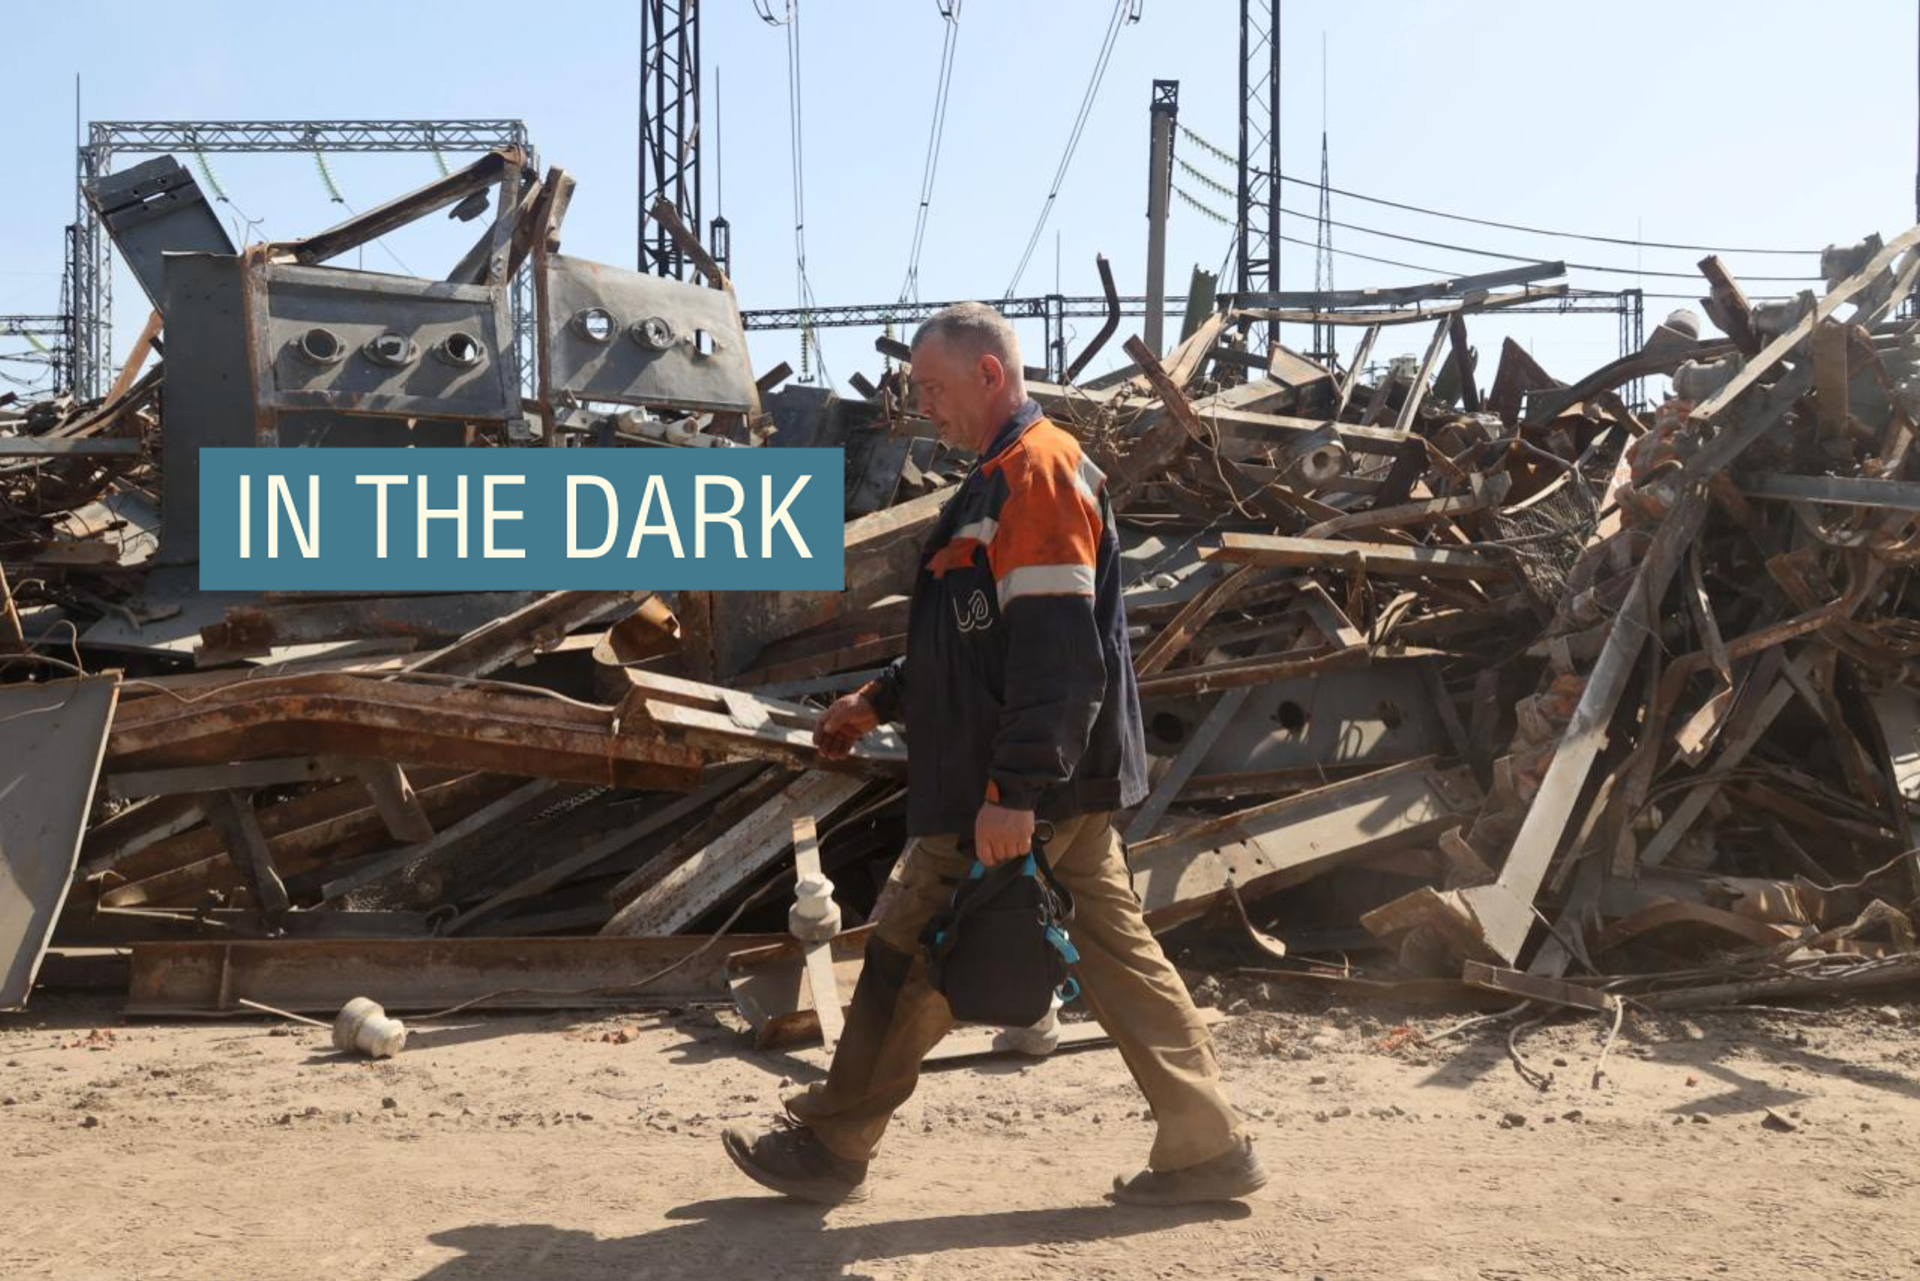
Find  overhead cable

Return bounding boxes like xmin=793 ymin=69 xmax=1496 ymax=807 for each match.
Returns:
xmin=900 ymin=0 xmax=963 ymax=303
xmin=1004 ymin=0 xmax=1137 ymax=297
xmin=1178 ymin=122 xmax=1827 ymax=259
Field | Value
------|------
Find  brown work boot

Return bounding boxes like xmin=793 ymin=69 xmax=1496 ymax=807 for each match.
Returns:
xmin=1109 ymin=1136 xmax=1268 ymax=1206
xmin=722 ymin=1118 xmax=871 ymax=1205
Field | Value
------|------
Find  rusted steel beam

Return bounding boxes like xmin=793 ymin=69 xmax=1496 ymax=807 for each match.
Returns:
xmin=105 ymin=673 xmax=704 ymax=790
xmin=277 ymin=147 xmax=526 ymax=267
xmin=1697 ymin=254 xmax=1762 ymax=356
xmin=317 ymin=779 xmax=568 ymax=905
xmin=202 ymin=791 xmax=289 ymax=919
xmin=96 ymin=772 xmax=503 ymax=910
xmin=1448 ymin=313 xmax=1481 ymax=413
xmin=199 ymin=592 xmax=546 ymax=657
xmin=1203 ymin=532 xmax=1510 ymax=582
xmin=1133 ymin=565 xmax=1266 ymax=678
xmin=350 ymin=761 xmax=435 ymax=844
xmin=124 ymin=935 xmax=785 ymax=1015
xmin=78 ymin=794 xmax=207 ymax=878
xmin=621 ymin=670 xmax=907 ymax=778
xmin=649 ymin=197 xmax=729 ymax=292
xmin=1233 ymin=284 xmax=1571 ymax=328
xmin=601 ymin=770 xmax=867 ymax=937
xmin=1134 ymin=638 xmax=1367 ymax=700
xmin=403 ymin=590 xmax=648 ymax=679
xmin=1393 ymin=318 xmax=1452 ymax=435
xmin=1485 ymin=337 xmax=1561 ymax=425
xmin=1127 ymin=759 xmax=1482 ymax=933
xmin=444 ymin=763 xmax=765 ymax=936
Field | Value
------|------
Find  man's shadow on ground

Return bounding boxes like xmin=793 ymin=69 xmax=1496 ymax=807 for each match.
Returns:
xmin=415 ymin=1195 xmax=1252 ymax=1279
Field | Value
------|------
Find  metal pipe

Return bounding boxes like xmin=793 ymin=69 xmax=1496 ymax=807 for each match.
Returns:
xmin=1066 ymin=254 xmax=1122 ymax=382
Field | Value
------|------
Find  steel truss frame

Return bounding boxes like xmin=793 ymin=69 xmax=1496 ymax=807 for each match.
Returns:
xmin=69 ymin=120 xmax=533 ymax=399
xmin=740 ymin=289 xmax=1649 ymax=401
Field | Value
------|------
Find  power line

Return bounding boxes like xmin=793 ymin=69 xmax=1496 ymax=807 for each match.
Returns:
xmin=1269 ymin=203 xmax=1824 ymax=282
xmin=763 ymin=0 xmax=833 ymax=386
xmin=1179 ymin=123 xmax=1828 ymax=258
xmin=900 ymin=0 xmax=963 ymax=303
xmin=1175 ymin=184 xmax=1476 ymax=278
xmin=1004 ymin=0 xmax=1139 ymax=298
xmin=1277 ymin=172 xmax=1824 ymax=258
xmin=1178 ymin=192 xmax=1800 ymax=302
xmin=1272 ymin=232 xmax=1464 ymax=279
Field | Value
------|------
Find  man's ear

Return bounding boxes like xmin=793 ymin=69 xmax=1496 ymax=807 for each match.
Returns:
xmin=980 ymin=353 xmax=1004 ymax=391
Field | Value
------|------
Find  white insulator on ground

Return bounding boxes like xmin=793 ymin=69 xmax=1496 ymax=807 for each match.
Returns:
xmin=789 ymin=871 xmax=842 ymax=942
xmin=333 ymin=997 xmax=407 ymax=1059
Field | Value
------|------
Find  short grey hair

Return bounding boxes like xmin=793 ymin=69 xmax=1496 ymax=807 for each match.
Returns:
xmin=910 ymin=301 xmax=1023 ymax=375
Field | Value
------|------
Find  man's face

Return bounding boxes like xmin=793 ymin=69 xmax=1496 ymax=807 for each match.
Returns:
xmin=911 ymin=338 xmax=1000 ymax=452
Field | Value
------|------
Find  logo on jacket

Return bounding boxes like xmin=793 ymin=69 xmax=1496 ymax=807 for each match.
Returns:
xmin=952 ymin=589 xmax=993 ymax=633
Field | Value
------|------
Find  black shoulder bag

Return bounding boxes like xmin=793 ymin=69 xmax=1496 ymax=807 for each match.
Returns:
xmin=921 ymin=825 xmax=1080 ymax=1028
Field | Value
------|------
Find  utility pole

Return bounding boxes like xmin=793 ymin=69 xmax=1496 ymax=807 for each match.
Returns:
xmin=1144 ymin=80 xmax=1179 ymax=357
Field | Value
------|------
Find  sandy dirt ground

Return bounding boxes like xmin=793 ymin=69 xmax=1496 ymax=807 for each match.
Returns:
xmin=7 ymin=973 xmax=1920 ymax=1280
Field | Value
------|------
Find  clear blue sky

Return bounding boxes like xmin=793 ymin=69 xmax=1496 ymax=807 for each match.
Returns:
xmin=4 ymin=0 xmax=1914 ymax=395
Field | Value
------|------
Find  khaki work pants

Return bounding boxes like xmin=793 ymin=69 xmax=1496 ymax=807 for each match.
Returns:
xmin=786 ymin=811 xmax=1243 ymax=1172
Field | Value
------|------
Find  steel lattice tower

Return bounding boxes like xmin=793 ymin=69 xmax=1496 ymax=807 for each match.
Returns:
xmin=639 ymin=0 xmax=702 ymax=279
xmin=1236 ymin=0 xmax=1280 ymax=350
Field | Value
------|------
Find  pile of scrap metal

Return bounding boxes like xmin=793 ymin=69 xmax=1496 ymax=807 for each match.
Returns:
xmin=1 ymin=146 xmax=935 ymax=1026
xmin=8 ymin=139 xmax=1920 ymax=1037
xmin=838 ymin=229 xmax=1920 ymax=1021
xmin=1059 ymin=228 xmax=1920 ymax=1020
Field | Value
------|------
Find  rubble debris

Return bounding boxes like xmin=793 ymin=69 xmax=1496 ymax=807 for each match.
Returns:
xmin=1 ymin=675 xmax=119 ymax=1010
xmin=7 ymin=139 xmax=1920 ymax=1049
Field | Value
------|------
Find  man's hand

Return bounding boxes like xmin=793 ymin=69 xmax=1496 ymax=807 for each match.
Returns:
xmin=814 ymin=692 xmax=879 ymax=760
xmin=974 ymin=801 xmax=1036 ymax=866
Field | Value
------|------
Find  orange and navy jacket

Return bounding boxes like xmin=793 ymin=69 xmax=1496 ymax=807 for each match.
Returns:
xmin=861 ymin=399 xmax=1148 ymax=835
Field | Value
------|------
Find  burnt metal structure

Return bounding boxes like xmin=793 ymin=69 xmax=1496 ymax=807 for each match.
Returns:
xmin=0 ymin=675 xmax=119 ymax=1011
xmin=542 ymin=253 xmax=758 ymax=414
xmin=742 ymin=293 xmax=1148 ymax=381
xmin=71 ymin=120 xmax=532 ymax=400
xmin=740 ymin=287 xmax=1648 ymax=400
xmin=639 ymin=0 xmax=704 ymax=281
xmin=1236 ymin=0 xmax=1281 ymax=350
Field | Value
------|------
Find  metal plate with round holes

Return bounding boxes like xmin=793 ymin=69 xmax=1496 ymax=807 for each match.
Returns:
xmin=541 ymin=253 xmax=757 ymax=414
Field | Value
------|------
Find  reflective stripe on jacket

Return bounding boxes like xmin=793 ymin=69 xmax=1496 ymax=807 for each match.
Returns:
xmin=862 ymin=399 xmax=1148 ymax=835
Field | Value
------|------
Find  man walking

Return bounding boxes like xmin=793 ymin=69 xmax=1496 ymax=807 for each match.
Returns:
xmin=723 ymin=303 xmax=1265 ymax=1207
